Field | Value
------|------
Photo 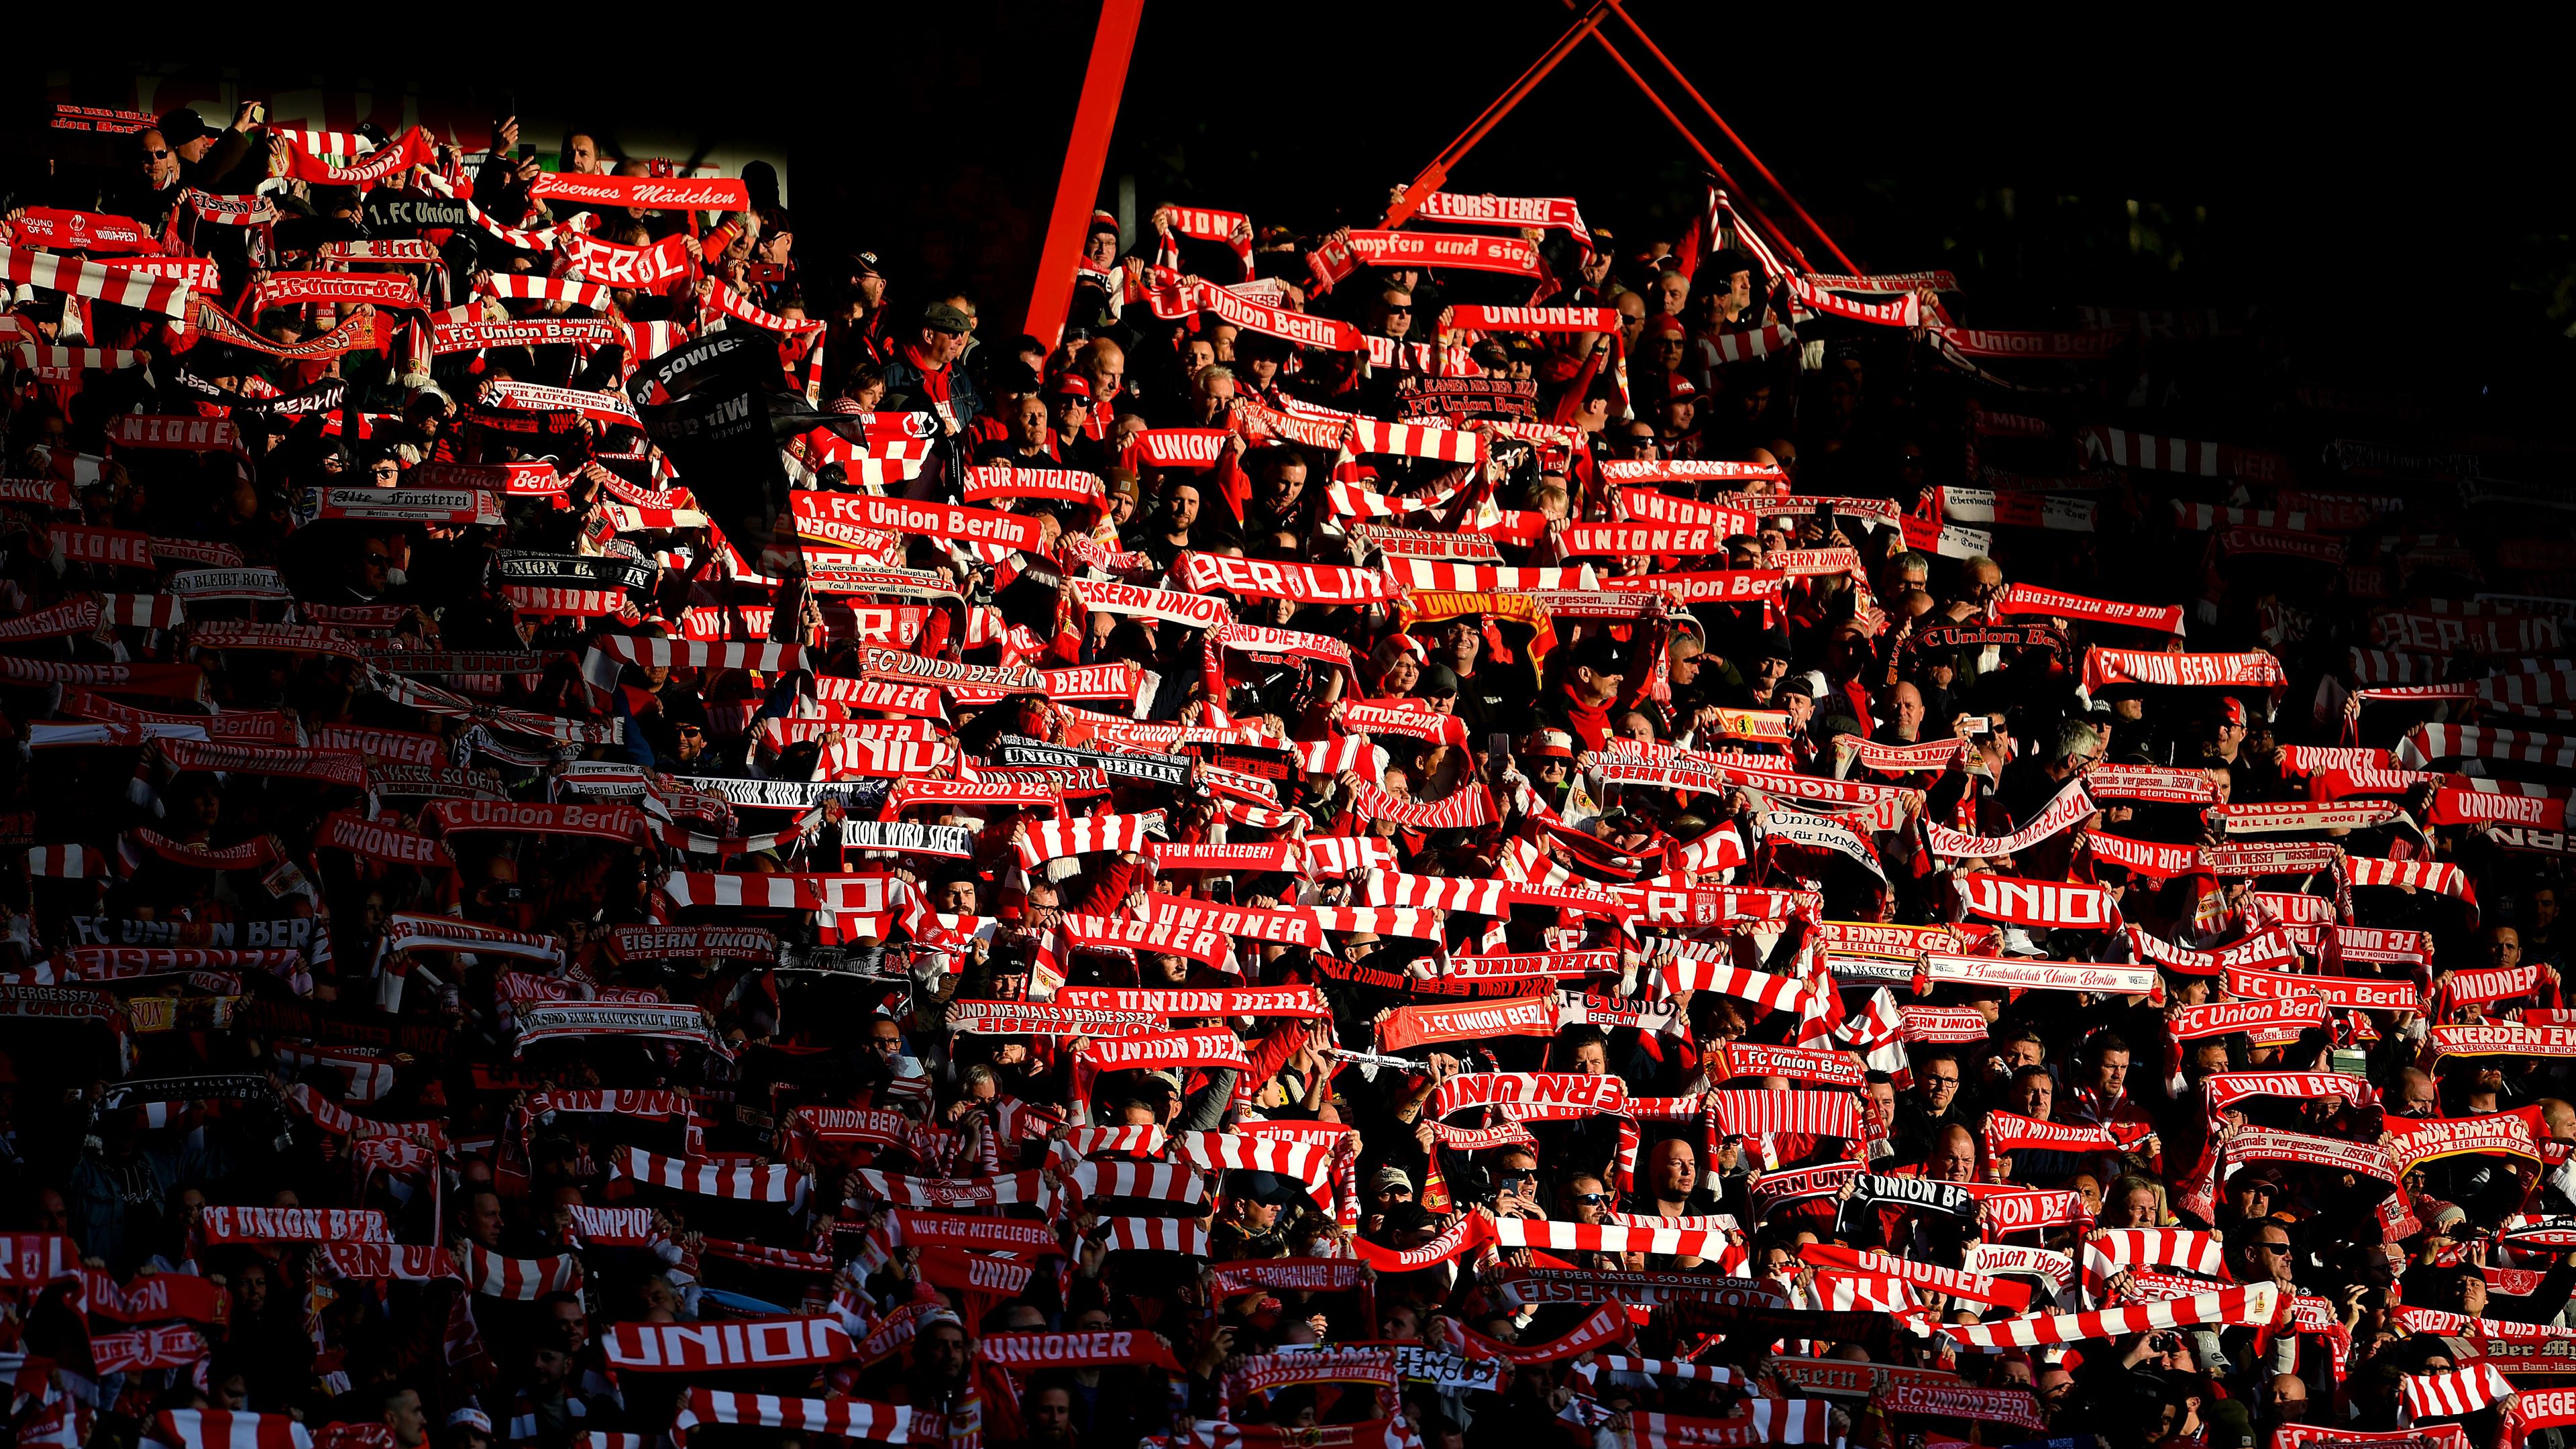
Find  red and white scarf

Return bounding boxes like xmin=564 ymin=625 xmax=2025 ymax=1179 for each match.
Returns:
xmin=1953 ymin=872 xmax=2121 ymax=930
xmin=1939 ymin=1283 xmax=2275 ymax=1348
xmin=1923 ymin=780 xmax=2094 ymax=858
xmin=2083 ymin=647 xmax=2285 ymax=696
xmin=1988 ymin=582 xmax=2188 ymax=635
xmin=606 ymin=1318 xmax=852 ymax=1372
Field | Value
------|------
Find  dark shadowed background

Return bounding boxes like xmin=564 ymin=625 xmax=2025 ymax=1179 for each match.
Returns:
xmin=13 ymin=13 xmax=2575 ymax=417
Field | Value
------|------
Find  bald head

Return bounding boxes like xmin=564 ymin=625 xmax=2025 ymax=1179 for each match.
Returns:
xmin=1651 ymin=1136 xmax=1699 ymax=1198
xmin=1931 ymin=1124 xmax=1977 ymax=1181
xmin=2543 ymin=1098 xmax=2576 ymax=1143
xmin=1888 ymin=682 xmax=1925 ymax=741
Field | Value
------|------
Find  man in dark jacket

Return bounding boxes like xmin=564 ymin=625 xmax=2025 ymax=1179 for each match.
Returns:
xmin=882 ymin=302 xmax=983 ymax=437
xmin=160 ymin=105 xmax=258 ymax=194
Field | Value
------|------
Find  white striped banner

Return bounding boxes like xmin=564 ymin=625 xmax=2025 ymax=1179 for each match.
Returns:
xmin=1061 ymin=1160 xmax=1205 ymax=1205
xmin=26 ymin=844 xmax=110 ymax=878
xmin=616 ymin=1146 xmax=809 ymax=1210
xmin=2402 ymin=1360 xmax=2515 ymax=1420
xmin=1390 ymin=558 xmax=1598 ymax=593
xmin=1364 ymin=870 xmax=1505 ymax=915
xmin=2082 ymin=1227 xmax=2226 ymax=1283
xmin=1810 ymin=1267 xmax=1921 ymax=1313
xmin=1346 ymin=419 xmax=1485 ymax=465
xmin=459 ymin=1245 xmax=583 ymax=1299
xmin=660 ymin=873 xmax=892 ymax=912
xmin=1178 ymin=1132 xmax=1331 ymax=1199
xmin=1095 ymin=1216 xmax=1209 ymax=1254
xmin=1305 ymin=906 xmax=1442 ymax=940
xmin=103 ymin=593 xmax=186 ymax=629
xmin=1939 ymin=1283 xmax=2276 ymax=1348
xmin=2397 ymin=722 xmax=2576 ymax=769
xmin=674 ymin=1391 xmax=930 ymax=1443
xmin=1705 ymin=1088 xmax=1863 ymax=1140
xmin=1016 ymin=812 xmax=1158 ymax=867
xmin=156 ymin=1411 xmax=313 ymax=1449
xmin=1490 ymin=1218 xmax=1729 ymax=1258
xmin=2084 ymin=425 xmax=2222 ymax=476
xmin=1305 ymin=835 xmax=1399 ymax=877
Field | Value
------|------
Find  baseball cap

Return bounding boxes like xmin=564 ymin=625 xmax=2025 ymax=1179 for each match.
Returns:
xmin=1576 ymin=633 xmax=1631 ymax=677
xmin=1049 ymin=374 xmax=1094 ymax=402
xmin=156 ymin=108 xmax=219 ymax=146
xmin=1662 ymin=374 xmax=1698 ymax=402
xmin=1228 ymin=1169 xmax=1297 ymax=1205
xmin=847 ymin=250 xmax=884 ymax=278
xmin=922 ymin=302 xmax=972 ymax=336
xmin=1415 ymin=664 xmax=1460 ymax=698
xmin=1372 ymin=1165 xmax=1415 ymax=1193
xmin=2230 ymin=1165 xmax=2284 ymax=1193
xmin=1525 ymin=729 xmax=1577 ymax=759
xmin=1780 ymin=671 xmax=1823 ymax=700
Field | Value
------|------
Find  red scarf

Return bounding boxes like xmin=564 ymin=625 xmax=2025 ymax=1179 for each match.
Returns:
xmin=901 ymin=343 xmax=952 ymax=404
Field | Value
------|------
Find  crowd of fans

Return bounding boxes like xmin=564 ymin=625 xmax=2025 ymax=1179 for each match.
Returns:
xmin=0 ymin=91 xmax=2569 ymax=1449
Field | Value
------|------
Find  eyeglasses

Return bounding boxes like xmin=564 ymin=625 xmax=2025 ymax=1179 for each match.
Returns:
xmin=142 ymin=148 xmax=171 ymax=161
xmin=1925 ymin=1075 xmax=1960 ymax=1087
xmin=1497 ymin=1168 xmax=1538 ymax=1182
xmin=361 ymin=552 xmax=391 ymax=564
xmin=1572 ymin=1191 xmax=1613 ymax=1205
xmin=1383 ymin=305 xmax=1413 ymax=315
xmin=2251 ymin=1241 xmax=2292 ymax=1255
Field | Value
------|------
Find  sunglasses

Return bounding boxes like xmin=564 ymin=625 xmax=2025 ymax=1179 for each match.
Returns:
xmin=1497 ymin=1168 xmax=1538 ymax=1183
xmin=1571 ymin=1191 xmax=1613 ymax=1205
xmin=1383 ymin=304 xmax=1413 ymax=315
xmin=142 ymin=148 xmax=171 ymax=161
